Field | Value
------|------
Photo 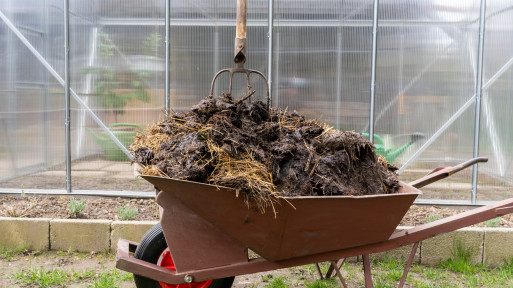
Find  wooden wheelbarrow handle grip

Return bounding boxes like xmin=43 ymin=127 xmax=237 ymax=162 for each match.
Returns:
xmin=408 ymin=157 xmax=488 ymax=189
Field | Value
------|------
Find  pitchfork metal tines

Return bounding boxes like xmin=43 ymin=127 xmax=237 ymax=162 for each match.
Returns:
xmin=209 ymin=0 xmax=270 ymax=110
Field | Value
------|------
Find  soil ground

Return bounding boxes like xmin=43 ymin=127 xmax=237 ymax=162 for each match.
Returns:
xmin=1 ymin=194 xmax=513 ymax=228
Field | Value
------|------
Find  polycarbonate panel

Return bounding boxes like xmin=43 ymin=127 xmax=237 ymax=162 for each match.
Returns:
xmin=274 ymin=0 xmax=373 ymax=131
xmin=477 ymin=80 xmax=513 ymax=201
xmin=476 ymin=1 xmax=513 ymax=201
xmin=375 ymin=0 xmax=480 ymax=161
xmin=0 ymin=7 xmax=66 ymax=190
xmin=374 ymin=0 xmax=481 ymax=200
xmin=1 ymin=0 xmax=513 ymax=201
xmin=482 ymin=1 xmax=513 ymax=84
xmin=398 ymin=108 xmax=475 ymax=201
xmin=68 ymin=0 xmax=163 ymax=191
xmin=172 ymin=0 xmax=268 ymax=111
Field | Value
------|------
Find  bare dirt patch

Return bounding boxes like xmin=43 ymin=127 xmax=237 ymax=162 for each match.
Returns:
xmin=0 ymin=195 xmax=158 ymax=221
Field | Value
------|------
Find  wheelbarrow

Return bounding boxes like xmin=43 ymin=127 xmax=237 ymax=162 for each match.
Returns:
xmin=116 ymin=156 xmax=513 ymax=288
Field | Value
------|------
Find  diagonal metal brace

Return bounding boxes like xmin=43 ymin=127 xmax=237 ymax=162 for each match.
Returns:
xmin=0 ymin=9 xmax=133 ymax=160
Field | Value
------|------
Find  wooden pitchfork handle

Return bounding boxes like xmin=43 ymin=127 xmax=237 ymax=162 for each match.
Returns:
xmin=234 ymin=0 xmax=247 ymax=66
xmin=408 ymin=157 xmax=488 ymax=189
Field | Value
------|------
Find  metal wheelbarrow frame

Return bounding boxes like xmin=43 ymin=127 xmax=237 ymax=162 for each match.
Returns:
xmin=116 ymin=157 xmax=513 ymax=287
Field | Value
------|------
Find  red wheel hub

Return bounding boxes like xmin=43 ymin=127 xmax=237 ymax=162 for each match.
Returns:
xmin=157 ymin=248 xmax=214 ymax=288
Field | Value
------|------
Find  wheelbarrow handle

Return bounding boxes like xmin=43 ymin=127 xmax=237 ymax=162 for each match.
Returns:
xmin=408 ymin=157 xmax=488 ymax=189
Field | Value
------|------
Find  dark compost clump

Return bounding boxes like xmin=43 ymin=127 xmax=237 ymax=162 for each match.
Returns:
xmin=131 ymin=95 xmax=400 ymax=212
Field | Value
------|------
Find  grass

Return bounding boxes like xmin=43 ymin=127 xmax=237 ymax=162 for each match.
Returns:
xmin=305 ymin=277 xmax=337 ymax=288
xmin=68 ymin=198 xmax=86 ymax=217
xmin=264 ymin=275 xmax=289 ymax=288
xmin=117 ymin=204 xmax=138 ymax=220
xmin=440 ymin=239 xmax=482 ymax=274
xmin=90 ymin=269 xmax=133 ymax=288
xmin=3 ymin=251 xmax=513 ymax=287
xmin=0 ymin=245 xmax=38 ymax=261
xmin=10 ymin=267 xmax=131 ymax=288
xmin=11 ymin=267 xmax=88 ymax=287
xmin=371 ymin=257 xmax=404 ymax=287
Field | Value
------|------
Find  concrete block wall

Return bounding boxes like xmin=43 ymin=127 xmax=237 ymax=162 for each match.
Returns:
xmin=111 ymin=221 xmax=158 ymax=250
xmin=0 ymin=217 xmax=51 ymax=251
xmin=0 ymin=218 xmax=157 ymax=253
xmin=365 ymin=226 xmax=512 ymax=267
xmin=421 ymin=228 xmax=484 ymax=265
xmin=1 ymin=219 xmax=513 ymax=267
xmin=50 ymin=219 xmax=111 ymax=253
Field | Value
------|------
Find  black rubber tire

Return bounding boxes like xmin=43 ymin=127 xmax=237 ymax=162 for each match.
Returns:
xmin=133 ymin=223 xmax=235 ymax=288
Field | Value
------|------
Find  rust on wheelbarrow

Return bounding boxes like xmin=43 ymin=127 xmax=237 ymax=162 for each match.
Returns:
xmin=141 ymin=176 xmax=421 ymax=272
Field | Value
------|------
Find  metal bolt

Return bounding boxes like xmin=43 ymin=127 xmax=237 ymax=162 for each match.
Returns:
xmin=184 ymin=275 xmax=193 ymax=283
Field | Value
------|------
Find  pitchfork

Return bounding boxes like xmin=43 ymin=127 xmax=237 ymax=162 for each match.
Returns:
xmin=209 ymin=0 xmax=270 ymax=109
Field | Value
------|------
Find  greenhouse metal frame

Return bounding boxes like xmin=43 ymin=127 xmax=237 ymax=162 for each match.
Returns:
xmin=1 ymin=0 xmax=513 ymax=205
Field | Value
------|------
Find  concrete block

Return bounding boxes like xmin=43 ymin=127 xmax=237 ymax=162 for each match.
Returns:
xmin=421 ymin=228 xmax=484 ymax=265
xmin=483 ymin=228 xmax=513 ymax=266
xmin=373 ymin=226 xmax=420 ymax=263
xmin=111 ymin=221 xmax=158 ymax=251
xmin=0 ymin=217 xmax=50 ymax=251
xmin=50 ymin=219 xmax=111 ymax=253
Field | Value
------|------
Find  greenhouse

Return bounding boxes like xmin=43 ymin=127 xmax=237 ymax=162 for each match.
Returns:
xmin=1 ymin=0 xmax=513 ymax=205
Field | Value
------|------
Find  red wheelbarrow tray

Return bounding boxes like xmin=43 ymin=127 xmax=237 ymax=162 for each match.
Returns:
xmin=127 ymin=176 xmax=420 ymax=272
xmin=116 ymin=158 xmax=513 ymax=286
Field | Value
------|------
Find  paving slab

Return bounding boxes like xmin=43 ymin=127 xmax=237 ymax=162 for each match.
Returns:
xmin=483 ymin=228 xmax=513 ymax=266
xmin=50 ymin=219 xmax=111 ymax=253
xmin=0 ymin=217 xmax=50 ymax=251
xmin=111 ymin=220 xmax=158 ymax=251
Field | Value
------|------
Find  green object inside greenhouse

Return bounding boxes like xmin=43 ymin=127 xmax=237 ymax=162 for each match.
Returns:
xmin=362 ymin=133 xmax=424 ymax=163
xmin=87 ymin=123 xmax=142 ymax=161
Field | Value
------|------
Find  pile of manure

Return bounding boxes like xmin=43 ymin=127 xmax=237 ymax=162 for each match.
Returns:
xmin=131 ymin=95 xmax=400 ymax=213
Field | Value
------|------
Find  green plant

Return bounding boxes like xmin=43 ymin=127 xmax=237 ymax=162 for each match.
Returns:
xmin=10 ymin=267 xmax=129 ymax=288
xmin=68 ymin=198 xmax=86 ymax=217
xmin=440 ymin=239 xmax=481 ymax=274
xmin=498 ymin=257 xmax=513 ymax=279
xmin=305 ymin=278 xmax=337 ymax=288
xmin=11 ymin=267 xmax=69 ymax=287
xmin=117 ymin=204 xmax=138 ymax=220
xmin=21 ymin=183 xmax=25 ymax=198
xmin=264 ymin=276 xmax=289 ymax=288
xmin=0 ymin=245 xmax=27 ymax=261
xmin=426 ymin=214 xmax=443 ymax=223
xmin=485 ymin=217 xmax=501 ymax=228
xmin=261 ymin=274 xmax=273 ymax=282
xmin=83 ymin=33 xmax=153 ymax=120
xmin=372 ymin=257 xmax=403 ymax=287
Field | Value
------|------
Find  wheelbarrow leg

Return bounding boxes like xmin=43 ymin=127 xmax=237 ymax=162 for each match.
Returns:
xmin=315 ymin=259 xmax=348 ymax=288
xmin=362 ymin=254 xmax=373 ymax=288
xmin=326 ymin=258 xmax=345 ymax=278
xmin=329 ymin=260 xmax=348 ymax=288
xmin=398 ymin=242 xmax=420 ymax=288
xmin=314 ymin=263 xmax=324 ymax=279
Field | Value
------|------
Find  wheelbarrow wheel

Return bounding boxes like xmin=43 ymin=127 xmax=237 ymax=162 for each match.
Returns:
xmin=133 ymin=223 xmax=235 ymax=288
